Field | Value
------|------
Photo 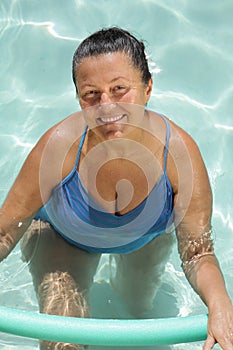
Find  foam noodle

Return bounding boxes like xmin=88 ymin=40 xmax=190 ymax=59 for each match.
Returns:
xmin=0 ymin=306 xmax=208 ymax=346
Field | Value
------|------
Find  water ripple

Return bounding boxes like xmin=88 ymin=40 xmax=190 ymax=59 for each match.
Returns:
xmin=153 ymin=85 xmax=233 ymax=111
xmin=21 ymin=20 xmax=81 ymax=42
xmin=215 ymin=124 xmax=233 ymax=131
xmin=0 ymin=134 xmax=33 ymax=149
xmin=1 ymin=15 xmax=82 ymax=42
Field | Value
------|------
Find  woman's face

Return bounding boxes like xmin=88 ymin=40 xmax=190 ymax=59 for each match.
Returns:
xmin=76 ymin=52 xmax=152 ymax=108
xmin=75 ymin=52 xmax=152 ymax=139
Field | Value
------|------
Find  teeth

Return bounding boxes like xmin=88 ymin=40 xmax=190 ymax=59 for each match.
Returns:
xmin=100 ymin=114 xmax=125 ymax=123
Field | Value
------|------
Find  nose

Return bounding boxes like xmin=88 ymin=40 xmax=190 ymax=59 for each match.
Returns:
xmin=100 ymin=92 xmax=112 ymax=104
xmin=98 ymin=93 xmax=117 ymax=115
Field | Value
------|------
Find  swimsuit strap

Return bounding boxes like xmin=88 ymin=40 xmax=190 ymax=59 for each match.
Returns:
xmin=74 ymin=125 xmax=88 ymax=168
xmin=159 ymin=115 xmax=170 ymax=172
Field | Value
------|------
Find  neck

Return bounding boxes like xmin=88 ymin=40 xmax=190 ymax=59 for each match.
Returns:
xmin=87 ymin=126 xmax=146 ymax=157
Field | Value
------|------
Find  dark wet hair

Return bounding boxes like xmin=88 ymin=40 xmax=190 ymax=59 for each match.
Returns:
xmin=72 ymin=27 xmax=151 ymax=92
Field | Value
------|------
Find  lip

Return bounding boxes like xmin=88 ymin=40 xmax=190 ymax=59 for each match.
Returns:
xmin=96 ymin=113 xmax=127 ymax=124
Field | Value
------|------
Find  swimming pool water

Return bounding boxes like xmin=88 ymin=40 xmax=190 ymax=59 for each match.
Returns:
xmin=0 ymin=0 xmax=233 ymax=349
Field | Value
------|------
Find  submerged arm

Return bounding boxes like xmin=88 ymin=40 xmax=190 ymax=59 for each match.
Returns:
xmin=0 ymin=143 xmax=45 ymax=262
xmin=169 ymin=124 xmax=233 ymax=349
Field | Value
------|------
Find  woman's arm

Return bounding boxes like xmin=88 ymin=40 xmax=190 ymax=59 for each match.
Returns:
xmin=0 ymin=112 xmax=86 ymax=262
xmin=169 ymin=123 xmax=233 ymax=349
xmin=0 ymin=133 xmax=50 ymax=261
xmin=0 ymin=121 xmax=67 ymax=261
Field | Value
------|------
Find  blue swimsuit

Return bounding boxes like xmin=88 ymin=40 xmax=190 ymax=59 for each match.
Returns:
xmin=35 ymin=115 xmax=174 ymax=254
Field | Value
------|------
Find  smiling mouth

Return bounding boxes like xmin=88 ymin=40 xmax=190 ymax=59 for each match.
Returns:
xmin=96 ymin=114 xmax=127 ymax=124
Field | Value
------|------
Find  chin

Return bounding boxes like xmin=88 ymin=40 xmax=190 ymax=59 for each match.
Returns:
xmin=98 ymin=124 xmax=134 ymax=139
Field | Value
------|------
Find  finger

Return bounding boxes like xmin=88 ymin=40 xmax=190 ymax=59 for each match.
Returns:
xmin=203 ymin=335 xmax=216 ymax=350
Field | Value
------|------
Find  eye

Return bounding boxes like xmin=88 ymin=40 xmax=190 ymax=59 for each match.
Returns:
xmin=112 ymin=85 xmax=128 ymax=94
xmin=83 ymin=90 xmax=100 ymax=99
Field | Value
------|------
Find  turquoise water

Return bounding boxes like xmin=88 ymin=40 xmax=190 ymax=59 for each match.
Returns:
xmin=0 ymin=0 xmax=233 ymax=349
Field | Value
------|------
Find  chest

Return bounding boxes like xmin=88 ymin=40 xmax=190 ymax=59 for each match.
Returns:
xmin=78 ymin=154 xmax=163 ymax=215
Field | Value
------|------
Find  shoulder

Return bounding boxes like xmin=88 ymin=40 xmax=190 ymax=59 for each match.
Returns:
xmin=146 ymin=110 xmax=201 ymax=159
xmin=166 ymin=118 xmax=203 ymax=163
xmin=161 ymin=117 xmax=210 ymax=195
xmin=34 ymin=111 xmax=86 ymax=152
xmin=21 ymin=111 xmax=87 ymax=200
xmin=25 ymin=111 xmax=86 ymax=169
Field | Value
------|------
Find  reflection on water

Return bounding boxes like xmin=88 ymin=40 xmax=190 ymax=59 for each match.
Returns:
xmin=0 ymin=0 xmax=233 ymax=349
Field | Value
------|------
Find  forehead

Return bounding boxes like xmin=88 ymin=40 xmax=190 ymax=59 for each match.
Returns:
xmin=75 ymin=52 xmax=141 ymax=86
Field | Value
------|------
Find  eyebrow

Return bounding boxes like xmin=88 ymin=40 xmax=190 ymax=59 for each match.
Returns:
xmin=80 ymin=77 xmax=131 ymax=89
xmin=110 ymin=76 xmax=130 ymax=83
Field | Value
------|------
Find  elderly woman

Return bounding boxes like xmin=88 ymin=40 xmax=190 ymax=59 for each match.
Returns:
xmin=0 ymin=27 xmax=232 ymax=350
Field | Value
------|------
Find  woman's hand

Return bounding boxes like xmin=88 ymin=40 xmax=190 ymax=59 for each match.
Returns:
xmin=203 ymin=300 xmax=233 ymax=349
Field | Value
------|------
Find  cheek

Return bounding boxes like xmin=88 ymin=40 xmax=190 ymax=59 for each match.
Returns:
xmin=120 ymin=90 xmax=145 ymax=104
xmin=79 ymin=98 xmax=90 ymax=109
